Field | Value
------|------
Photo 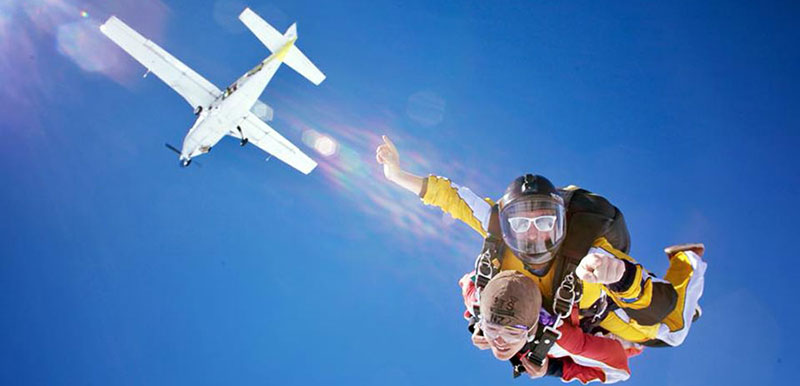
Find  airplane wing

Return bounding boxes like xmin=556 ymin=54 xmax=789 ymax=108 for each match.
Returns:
xmin=237 ymin=112 xmax=317 ymax=174
xmin=100 ymin=16 xmax=220 ymax=109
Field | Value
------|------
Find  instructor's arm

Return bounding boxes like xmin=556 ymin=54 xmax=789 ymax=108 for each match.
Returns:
xmin=376 ymin=135 xmax=424 ymax=195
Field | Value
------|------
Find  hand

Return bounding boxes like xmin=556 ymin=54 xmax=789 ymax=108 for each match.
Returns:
xmin=374 ymin=135 xmax=425 ymax=195
xmin=519 ymin=356 xmax=548 ymax=379
xmin=471 ymin=327 xmax=491 ymax=350
xmin=375 ymin=135 xmax=401 ymax=181
xmin=575 ymin=252 xmax=626 ymax=284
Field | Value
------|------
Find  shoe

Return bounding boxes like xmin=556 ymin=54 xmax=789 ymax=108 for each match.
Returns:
xmin=692 ymin=305 xmax=702 ymax=322
xmin=663 ymin=244 xmax=705 ymax=324
xmin=664 ymin=243 xmax=705 ymax=258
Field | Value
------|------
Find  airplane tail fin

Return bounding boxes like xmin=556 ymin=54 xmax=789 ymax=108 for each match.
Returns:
xmin=239 ymin=8 xmax=326 ymax=86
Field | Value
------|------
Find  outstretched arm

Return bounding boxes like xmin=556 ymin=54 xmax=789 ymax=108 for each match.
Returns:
xmin=375 ymin=135 xmax=491 ymax=236
xmin=376 ymin=135 xmax=424 ymax=196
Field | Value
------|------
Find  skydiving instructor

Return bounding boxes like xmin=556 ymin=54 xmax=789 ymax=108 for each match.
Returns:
xmin=375 ymin=135 xmax=707 ymax=378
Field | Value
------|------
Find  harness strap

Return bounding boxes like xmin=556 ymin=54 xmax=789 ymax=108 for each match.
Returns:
xmin=474 ymin=235 xmax=501 ymax=290
xmin=468 ymin=204 xmax=504 ymax=335
xmin=517 ymin=272 xmax=580 ymax=371
xmin=523 ymin=326 xmax=562 ymax=370
xmin=472 ymin=204 xmax=504 ymax=315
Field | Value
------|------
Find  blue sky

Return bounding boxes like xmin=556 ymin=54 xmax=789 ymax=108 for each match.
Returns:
xmin=1 ymin=0 xmax=798 ymax=385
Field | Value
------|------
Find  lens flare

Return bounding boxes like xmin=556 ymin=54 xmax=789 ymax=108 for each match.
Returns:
xmin=314 ymin=135 xmax=337 ymax=156
xmin=0 ymin=0 xmax=171 ymax=132
xmin=277 ymin=87 xmax=499 ymax=262
xmin=301 ymin=129 xmax=321 ymax=148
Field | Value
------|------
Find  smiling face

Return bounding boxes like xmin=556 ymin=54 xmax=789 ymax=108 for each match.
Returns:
xmin=482 ymin=321 xmax=535 ymax=360
xmin=478 ymin=271 xmax=542 ymax=361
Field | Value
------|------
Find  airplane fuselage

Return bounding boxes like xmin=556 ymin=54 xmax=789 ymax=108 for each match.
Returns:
xmin=179 ymin=41 xmax=294 ymax=161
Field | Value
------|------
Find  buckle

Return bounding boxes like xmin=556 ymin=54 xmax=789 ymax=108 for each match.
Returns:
xmin=525 ymin=350 xmax=547 ymax=367
xmin=542 ymin=325 xmax=562 ymax=341
xmin=476 ymin=252 xmax=494 ymax=277
xmin=553 ymin=287 xmax=574 ymax=318
xmin=552 ymin=272 xmax=578 ymax=318
xmin=591 ymin=294 xmax=608 ymax=323
xmin=474 ymin=247 xmax=497 ymax=289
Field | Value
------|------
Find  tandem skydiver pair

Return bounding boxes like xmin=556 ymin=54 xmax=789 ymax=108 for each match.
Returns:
xmin=376 ymin=135 xmax=706 ymax=383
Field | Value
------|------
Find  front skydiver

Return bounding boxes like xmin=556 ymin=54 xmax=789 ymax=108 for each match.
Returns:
xmin=375 ymin=135 xmax=707 ymax=377
xmin=465 ymin=270 xmax=636 ymax=383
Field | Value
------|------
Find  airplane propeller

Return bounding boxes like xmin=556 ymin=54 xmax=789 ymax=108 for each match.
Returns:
xmin=164 ymin=143 xmax=181 ymax=154
xmin=164 ymin=143 xmax=201 ymax=168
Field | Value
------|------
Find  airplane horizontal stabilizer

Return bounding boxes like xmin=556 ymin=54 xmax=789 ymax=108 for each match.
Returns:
xmin=239 ymin=8 xmax=326 ymax=85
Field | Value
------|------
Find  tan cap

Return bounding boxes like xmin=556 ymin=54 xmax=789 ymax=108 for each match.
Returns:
xmin=479 ymin=270 xmax=542 ymax=328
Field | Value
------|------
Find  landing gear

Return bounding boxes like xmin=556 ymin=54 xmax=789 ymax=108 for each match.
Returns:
xmin=181 ymin=159 xmax=192 ymax=167
xmin=194 ymin=105 xmax=203 ymax=116
xmin=236 ymin=126 xmax=248 ymax=147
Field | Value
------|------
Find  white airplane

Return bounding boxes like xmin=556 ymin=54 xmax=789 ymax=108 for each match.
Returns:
xmin=99 ymin=8 xmax=325 ymax=173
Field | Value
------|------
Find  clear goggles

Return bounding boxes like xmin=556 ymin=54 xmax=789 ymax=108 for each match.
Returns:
xmin=480 ymin=319 xmax=533 ymax=343
xmin=507 ymin=215 xmax=557 ymax=233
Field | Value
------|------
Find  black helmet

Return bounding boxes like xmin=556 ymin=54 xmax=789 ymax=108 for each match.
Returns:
xmin=498 ymin=174 xmax=566 ymax=270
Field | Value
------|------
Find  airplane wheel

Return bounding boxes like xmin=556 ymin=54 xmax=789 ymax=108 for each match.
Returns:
xmin=240 ymin=138 xmax=249 ymax=147
xmin=194 ymin=106 xmax=203 ymax=115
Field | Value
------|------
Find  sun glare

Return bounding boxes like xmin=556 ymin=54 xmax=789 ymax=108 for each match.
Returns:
xmin=302 ymin=129 xmax=338 ymax=157
xmin=314 ymin=136 xmax=337 ymax=156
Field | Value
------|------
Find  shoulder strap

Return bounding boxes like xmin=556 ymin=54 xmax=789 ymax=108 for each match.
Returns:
xmin=473 ymin=204 xmax=504 ymax=292
xmin=488 ymin=203 xmax=502 ymax=238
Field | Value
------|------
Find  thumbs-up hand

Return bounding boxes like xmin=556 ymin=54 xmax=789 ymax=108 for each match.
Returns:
xmin=376 ymin=135 xmax=401 ymax=181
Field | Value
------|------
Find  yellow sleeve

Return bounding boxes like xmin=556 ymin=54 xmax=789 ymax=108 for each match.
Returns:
xmin=592 ymin=238 xmax=678 ymax=325
xmin=420 ymin=175 xmax=492 ymax=237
